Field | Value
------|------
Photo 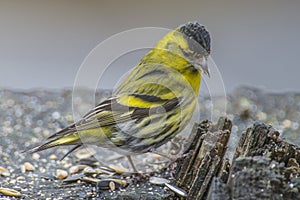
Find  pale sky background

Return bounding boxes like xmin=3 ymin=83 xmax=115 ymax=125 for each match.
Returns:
xmin=0 ymin=0 xmax=299 ymax=94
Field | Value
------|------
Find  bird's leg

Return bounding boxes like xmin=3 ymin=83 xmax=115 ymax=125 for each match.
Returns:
xmin=60 ymin=144 xmax=82 ymax=161
xmin=126 ymin=155 xmax=138 ymax=173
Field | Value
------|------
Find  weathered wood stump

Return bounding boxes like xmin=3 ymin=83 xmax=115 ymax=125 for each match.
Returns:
xmin=226 ymin=123 xmax=300 ymax=200
xmin=172 ymin=119 xmax=300 ymax=200
xmin=173 ymin=117 xmax=232 ymax=199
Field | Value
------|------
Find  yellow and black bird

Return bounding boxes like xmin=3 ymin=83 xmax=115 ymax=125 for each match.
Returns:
xmin=28 ymin=22 xmax=211 ymax=171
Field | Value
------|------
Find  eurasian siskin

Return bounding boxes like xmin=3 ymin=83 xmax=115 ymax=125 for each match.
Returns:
xmin=29 ymin=22 xmax=211 ymax=171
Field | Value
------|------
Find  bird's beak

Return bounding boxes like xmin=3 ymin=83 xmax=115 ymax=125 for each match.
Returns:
xmin=195 ymin=56 xmax=210 ymax=77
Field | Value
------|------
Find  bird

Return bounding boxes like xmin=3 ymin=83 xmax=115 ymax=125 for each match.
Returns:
xmin=27 ymin=22 xmax=211 ymax=172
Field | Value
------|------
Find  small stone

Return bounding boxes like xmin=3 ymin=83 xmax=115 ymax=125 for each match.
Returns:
xmin=32 ymin=153 xmax=40 ymax=160
xmin=69 ymin=166 xmax=80 ymax=174
xmin=65 ymin=114 xmax=73 ymax=122
xmin=283 ymin=119 xmax=292 ymax=129
xmin=291 ymin=122 xmax=299 ymax=130
xmin=52 ymin=111 xmax=61 ymax=119
xmin=39 ymin=167 xmax=46 ymax=173
xmin=56 ymin=169 xmax=68 ymax=179
xmin=256 ymin=112 xmax=267 ymax=121
xmin=83 ymin=166 xmax=96 ymax=175
xmin=0 ymin=166 xmax=10 ymax=176
xmin=75 ymin=148 xmax=96 ymax=160
xmin=239 ymin=97 xmax=251 ymax=109
xmin=16 ymin=176 xmax=25 ymax=182
xmin=62 ymin=162 xmax=73 ymax=169
xmin=24 ymin=162 xmax=35 ymax=172
xmin=49 ymin=154 xmax=57 ymax=160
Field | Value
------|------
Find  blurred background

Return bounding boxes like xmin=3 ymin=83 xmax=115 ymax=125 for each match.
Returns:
xmin=0 ymin=0 xmax=299 ymax=93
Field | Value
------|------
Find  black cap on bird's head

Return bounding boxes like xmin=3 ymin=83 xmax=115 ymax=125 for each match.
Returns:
xmin=179 ymin=22 xmax=211 ymax=76
xmin=179 ymin=22 xmax=211 ymax=56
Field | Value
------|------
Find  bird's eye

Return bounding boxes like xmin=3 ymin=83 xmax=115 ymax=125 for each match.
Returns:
xmin=179 ymin=46 xmax=190 ymax=57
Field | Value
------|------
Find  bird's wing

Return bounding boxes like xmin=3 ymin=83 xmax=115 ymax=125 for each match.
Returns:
xmin=86 ymin=93 xmax=179 ymax=126
xmin=47 ymin=93 xmax=180 ymax=140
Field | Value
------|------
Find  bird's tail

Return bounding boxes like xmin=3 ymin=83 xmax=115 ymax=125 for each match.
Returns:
xmin=28 ymin=133 xmax=81 ymax=153
xmin=23 ymin=132 xmax=82 ymax=160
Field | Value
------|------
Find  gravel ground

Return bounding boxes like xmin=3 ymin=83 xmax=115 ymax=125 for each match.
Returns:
xmin=0 ymin=86 xmax=299 ymax=199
